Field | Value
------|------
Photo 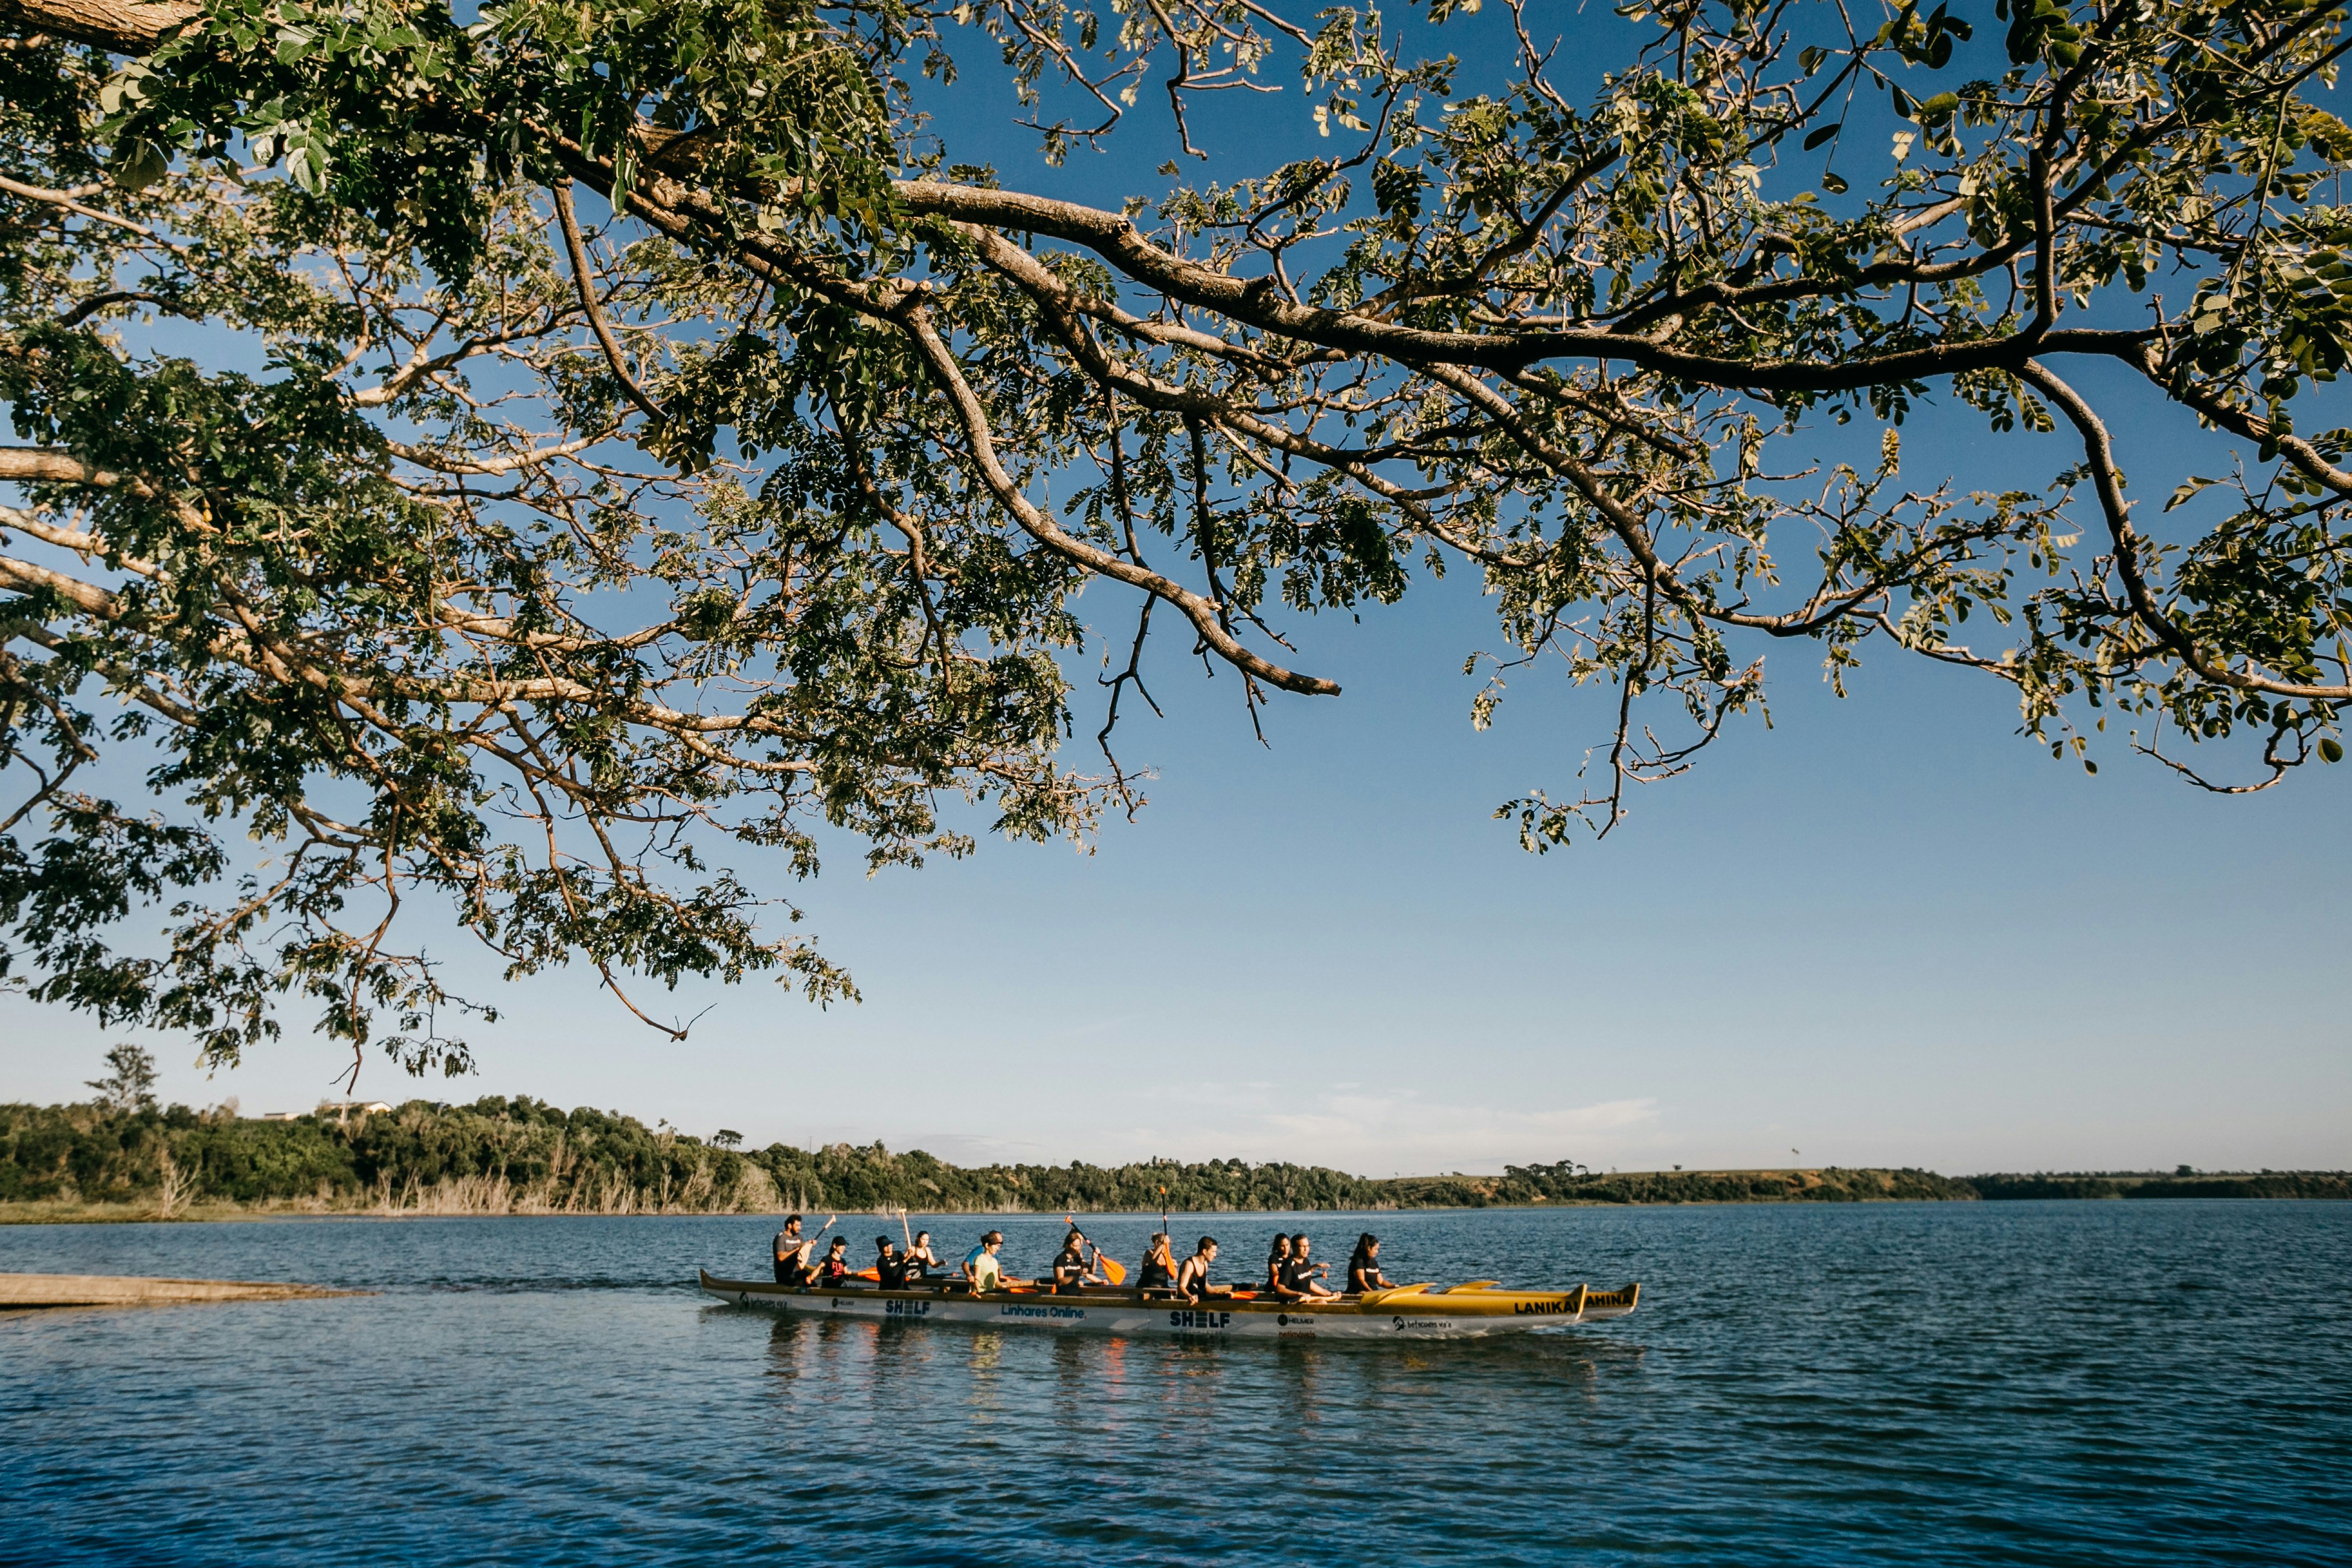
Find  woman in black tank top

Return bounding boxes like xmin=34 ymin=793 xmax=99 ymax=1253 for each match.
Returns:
xmin=1177 ymin=1238 xmax=1224 ymax=1300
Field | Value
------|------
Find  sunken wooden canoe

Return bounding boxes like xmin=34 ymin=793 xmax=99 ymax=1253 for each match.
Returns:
xmin=698 ymin=1269 xmax=1637 ymax=1340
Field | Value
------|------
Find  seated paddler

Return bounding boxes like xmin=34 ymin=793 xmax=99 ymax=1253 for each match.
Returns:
xmin=1265 ymin=1234 xmax=1305 ymax=1301
xmin=962 ymin=1230 xmax=1012 ymax=1292
xmin=1347 ymin=1233 xmax=1392 ymax=1294
xmin=814 ymin=1236 xmax=852 ymax=1285
xmin=1136 ymin=1232 xmax=1177 ymax=1292
xmin=1175 ymin=1236 xmax=1231 ymax=1301
xmin=1051 ymin=1228 xmax=1104 ymax=1294
xmin=905 ymin=1230 xmax=941 ymax=1280
xmin=1285 ymin=1233 xmax=1340 ymax=1299
xmin=773 ymin=1213 xmax=826 ymax=1286
xmin=875 ymin=1236 xmax=908 ymax=1288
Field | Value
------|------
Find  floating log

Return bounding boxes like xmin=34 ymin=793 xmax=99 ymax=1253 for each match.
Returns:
xmin=0 ymin=1272 xmax=365 ymax=1307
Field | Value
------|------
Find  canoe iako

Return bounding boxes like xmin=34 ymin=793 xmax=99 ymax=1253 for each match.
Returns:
xmin=698 ymin=1269 xmax=1639 ymax=1340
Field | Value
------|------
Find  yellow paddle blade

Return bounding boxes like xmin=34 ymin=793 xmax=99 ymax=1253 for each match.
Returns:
xmin=1358 ymin=1282 xmax=1436 ymax=1307
xmin=1100 ymin=1256 xmax=1128 ymax=1285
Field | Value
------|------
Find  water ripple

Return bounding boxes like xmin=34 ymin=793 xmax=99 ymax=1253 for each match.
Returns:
xmin=1 ymin=1203 xmax=2346 ymax=1565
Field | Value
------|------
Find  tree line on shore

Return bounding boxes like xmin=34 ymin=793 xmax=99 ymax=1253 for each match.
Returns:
xmin=1 ymin=1094 xmax=2343 ymax=1218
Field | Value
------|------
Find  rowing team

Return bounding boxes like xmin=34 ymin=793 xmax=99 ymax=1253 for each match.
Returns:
xmin=770 ymin=1216 xmax=1399 ymax=1302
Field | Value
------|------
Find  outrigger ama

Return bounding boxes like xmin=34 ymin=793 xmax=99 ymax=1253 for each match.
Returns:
xmin=700 ymin=1229 xmax=1638 ymax=1341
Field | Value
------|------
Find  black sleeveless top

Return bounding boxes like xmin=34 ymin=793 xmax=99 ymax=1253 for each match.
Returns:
xmin=1137 ymin=1258 xmax=1176 ymax=1290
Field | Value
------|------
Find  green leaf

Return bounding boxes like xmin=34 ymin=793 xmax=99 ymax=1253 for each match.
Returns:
xmin=1802 ymin=122 xmax=1842 ymax=151
xmin=2322 ymin=737 xmax=2345 ymax=764
xmin=2165 ymin=476 xmax=2221 ymax=511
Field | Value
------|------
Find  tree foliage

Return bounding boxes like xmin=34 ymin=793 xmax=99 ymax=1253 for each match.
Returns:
xmin=0 ymin=1090 xmax=1989 ymax=1211
xmin=4 ymin=0 xmax=2350 ymax=1078
xmin=83 ymin=1039 xmax=156 ymax=1110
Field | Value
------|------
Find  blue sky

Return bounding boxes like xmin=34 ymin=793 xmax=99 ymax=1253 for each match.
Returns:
xmin=4 ymin=2 xmax=2349 ymax=1174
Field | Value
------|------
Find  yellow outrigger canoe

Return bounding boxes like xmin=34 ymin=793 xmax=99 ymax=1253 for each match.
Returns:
xmin=698 ymin=1270 xmax=1639 ymax=1340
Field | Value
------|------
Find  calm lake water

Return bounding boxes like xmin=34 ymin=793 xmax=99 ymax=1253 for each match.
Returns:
xmin=1 ymin=1202 xmax=2346 ymax=1565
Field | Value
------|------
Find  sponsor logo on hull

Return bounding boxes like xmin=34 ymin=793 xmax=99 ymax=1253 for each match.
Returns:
xmin=1000 ymin=1303 xmax=1088 ymax=1320
xmin=1513 ymin=1297 xmax=1576 ymax=1316
xmin=1168 ymin=1309 xmax=1233 ymax=1331
xmin=885 ymin=1299 xmax=931 ymax=1317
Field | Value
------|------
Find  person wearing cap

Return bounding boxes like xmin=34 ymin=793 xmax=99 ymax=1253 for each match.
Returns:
xmin=1050 ymin=1227 xmax=1104 ymax=1294
xmin=875 ymin=1236 xmax=908 ymax=1288
xmin=814 ymin=1236 xmax=851 ymax=1285
xmin=962 ymin=1231 xmax=1010 ymax=1292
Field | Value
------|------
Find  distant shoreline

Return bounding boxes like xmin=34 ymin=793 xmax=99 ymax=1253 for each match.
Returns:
xmin=8 ymin=1095 xmax=2345 ymax=1224
xmin=5 ymin=1168 xmax=2346 ymax=1226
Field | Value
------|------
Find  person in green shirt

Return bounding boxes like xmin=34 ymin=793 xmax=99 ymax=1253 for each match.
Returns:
xmin=962 ymin=1230 xmax=1011 ymax=1291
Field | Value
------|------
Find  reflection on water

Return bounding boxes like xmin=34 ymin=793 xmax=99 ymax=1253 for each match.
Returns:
xmin=1 ymin=1202 xmax=2347 ymax=1565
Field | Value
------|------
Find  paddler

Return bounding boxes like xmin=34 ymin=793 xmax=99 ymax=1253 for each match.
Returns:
xmin=773 ymin=1213 xmax=832 ymax=1285
xmin=1285 ymin=1233 xmax=1340 ymax=1299
xmin=962 ymin=1230 xmax=1014 ymax=1293
xmin=905 ymin=1230 xmax=942 ymax=1280
xmin=815 ymin=1235 xmax=852 ymax=1284
xmin=1136 ymin=1232 xmax=1177 ymax=1292
xmin=1175 ymin=1236 xmax=1231 ymax=1301
xmin=1346 ymin=1233 xmax=1393 ymax=1294
xmin=1265 ymin=1234 xmax=1306 ymax=1301
xmin=1050 ymin=1227 xmax=1105 ymax=1294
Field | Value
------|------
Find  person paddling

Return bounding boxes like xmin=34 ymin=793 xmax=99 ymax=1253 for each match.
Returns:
xmin=773 ymin=1213 xmax=834 ymax=1285
xmin=962 ymin=1230 xmax=1012 ymax=1293
xmin=815 ymin=1236 xmax=851 ymax=1285
xmin=875 ymin=1236 xmax=907 ymax=1288
xmin=1175 ymin=1236 xmax=1230 ymax=1301
xmin=1286 ymin=1233 xmax=1340 ymax=1299
xmin=1137 ymin=1232 xmax=1177 ymax=1292
xmin=1347 ymin=1233 xmax=1393 ymax=1294
xmin=1265 ymin=1234 xmax=1306 ymax=1301
xmin=905 ymin=1230 xmax=942 ymax=1280
xmin=1051 ymin=1228 xmax=1104 ymax=1294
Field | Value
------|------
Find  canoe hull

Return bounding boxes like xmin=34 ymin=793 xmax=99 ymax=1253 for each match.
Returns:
xmin=697 ymin=1270 xmax=1637 ymax=1341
